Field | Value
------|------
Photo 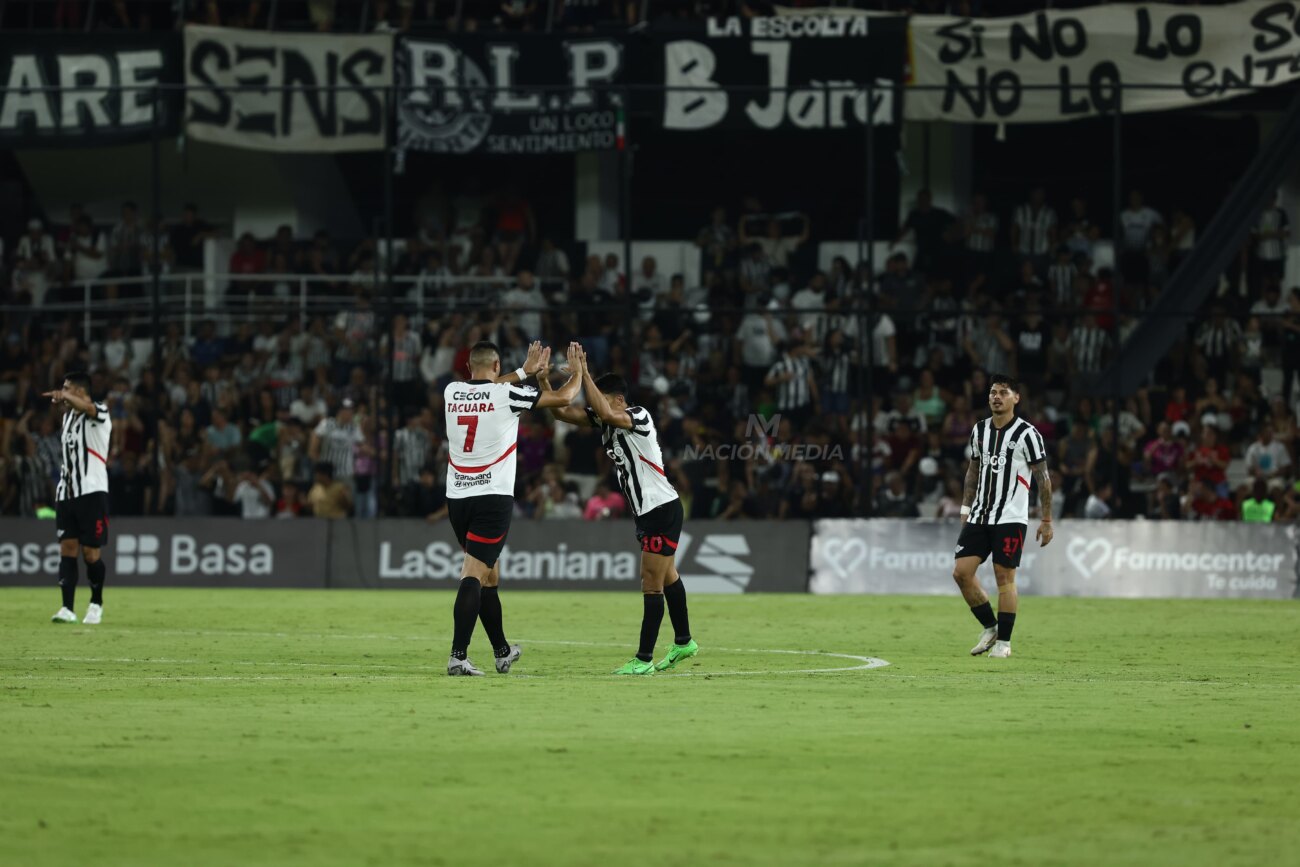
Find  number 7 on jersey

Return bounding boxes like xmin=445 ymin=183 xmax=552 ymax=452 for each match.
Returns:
xmin=457 ymin=415 xmax=479 ymax=453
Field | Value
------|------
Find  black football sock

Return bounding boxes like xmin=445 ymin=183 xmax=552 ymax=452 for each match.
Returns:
xmin=478 ymin=586 xmax=511 ymax=657
xmin=59 ymin=556 xmax=78 ymax=610
xmin=637 ymin=593 xmax=665 ymax=663
xmin=970 ymin=601 xmax=997 ymax=629
xmin=663 ymin=579 xmax=692 ymax=645
xmin=450 ymin=577 xmax=482 ymax=659
xmin=87 ymin=559 xmax=106 ymax=606
xmin=998 ymin=611 xmax=1017 ymax=642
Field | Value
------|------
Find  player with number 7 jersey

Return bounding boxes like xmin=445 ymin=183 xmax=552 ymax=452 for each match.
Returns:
xmin=441 ymin=340 xmax=583 ymax=677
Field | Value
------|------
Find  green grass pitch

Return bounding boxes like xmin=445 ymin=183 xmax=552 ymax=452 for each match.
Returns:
xmin=2 ymin=587 xmax=1298 ymax=867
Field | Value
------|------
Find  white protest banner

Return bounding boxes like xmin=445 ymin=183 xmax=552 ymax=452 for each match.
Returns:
xmin=184 ymin=25 xmax=391 ymax=152
xmin=907 ymin=2 xmax=1300 ymax=123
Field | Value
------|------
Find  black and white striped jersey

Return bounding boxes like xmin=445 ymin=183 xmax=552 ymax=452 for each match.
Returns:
xmin=585 ymin=405 xmax=678 ymax=517
xmin=444 ymin=379 xmax=540 ymax=499
xmin=56 ymin=402 xmax=111 ymax=501
xmin=767 ymin=353 xmax=813 ymax=411
xmin=968 ymin=416 xmax=1047 ymax=526
xmin=394 ymin=426 xmax=432 ymax=486
xmin=313 ymin=417 xmax=363 ymax=480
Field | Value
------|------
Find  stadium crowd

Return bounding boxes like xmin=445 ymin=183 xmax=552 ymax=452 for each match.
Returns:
xmin=2 ymin=182 xmax=1298 ymax=525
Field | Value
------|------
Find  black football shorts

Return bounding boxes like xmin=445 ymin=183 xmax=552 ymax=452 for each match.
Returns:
xmin=955 ymin=522 xmax=1028 ymax=569
xmin=634 ymin=499 xmax=684 ymax=556
xmin=448 ymin=494 xmax=514 ymax=569
xmin=56 ymin=492 xmax=110 ymax=548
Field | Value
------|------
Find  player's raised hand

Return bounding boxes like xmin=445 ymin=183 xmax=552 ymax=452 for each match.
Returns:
xmin=537 ymin=346 xmax=552 ymax=377
xmin=523 ymin=340 xmax=542 ymax=375
xmin=42 ymin=389 xmax=65 ymax=405
xmin=570 ymin=342 xmax=588 ymax=377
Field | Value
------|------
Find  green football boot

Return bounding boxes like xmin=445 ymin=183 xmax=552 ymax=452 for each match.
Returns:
xmin=654 ymin=639 xmax=699 ymax=672
xmin=613 ymin=658 xmax=655 ymax=676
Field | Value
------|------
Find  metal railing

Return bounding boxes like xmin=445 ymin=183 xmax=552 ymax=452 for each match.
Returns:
xmin=3 ymin=272 xmax=569 ymax=343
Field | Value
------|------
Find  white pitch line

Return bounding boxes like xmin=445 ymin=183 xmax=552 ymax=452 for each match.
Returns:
xmin=5 ymin=639 xmax=891 ymax=678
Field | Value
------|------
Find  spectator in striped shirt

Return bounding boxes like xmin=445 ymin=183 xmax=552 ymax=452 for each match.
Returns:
xmin=309 ymin=399 xmax=368 ymax=493
xmin=1251 ymin=194 xmax=1289 ymax=294
xmin=394 ymin=409 xmax=433 ymax=491
xmin=382 ymin=314 xmax=424 ymax=413
xmin=764 ymin=339 xmax=819 ymax=429
xmin=1047 ymin=247 xmax=1078 ymax=309
xmin=1069 ymin=314 xmax=1110 ymax=375
xmin=1012 ymin=186 xmax=1057 ymax=273
xmin=819 ymin=327 xmax=855 ymax=415
xmin=1194 ymin=306 xmax=1242 ymax=382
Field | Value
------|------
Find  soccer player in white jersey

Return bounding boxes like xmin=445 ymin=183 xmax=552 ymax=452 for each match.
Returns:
xmin=43 ymin=371 xmax=112 ymax=625
xmin=443 ymin=340 xmax=583 ymax=676
xmin=952 ymin=374 xmax=1053 ymax=659
xmin=539 ymin=346 xmax=697 ymax=676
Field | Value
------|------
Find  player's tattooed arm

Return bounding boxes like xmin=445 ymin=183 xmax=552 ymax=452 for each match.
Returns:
xmin=1032 ymin=461 xmax=1055 ymax=546
xmin=962 ymin=459 xmax=980 ymax=510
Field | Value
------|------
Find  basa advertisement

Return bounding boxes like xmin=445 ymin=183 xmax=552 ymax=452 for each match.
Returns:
xmin=0 ymin=518 xmax=328 ymax=588
xmin=810 ymin=519 xmax=1300 ymax=600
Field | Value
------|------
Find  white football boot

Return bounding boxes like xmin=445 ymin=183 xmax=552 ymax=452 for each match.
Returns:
xmin=988 ymin=640 xmax=1012 ymax=658
xmin=970 ymin=626 xmax=998 ymax=656
xmin=83 ymin=603 xmax=103 ymax=625
xmin=494 ymin=645 xmax=522 ymax=674
xmin=51 ymin=607 xmax=78 ymax=624
xmin=447 ymin=656 xmax=485 ymax=676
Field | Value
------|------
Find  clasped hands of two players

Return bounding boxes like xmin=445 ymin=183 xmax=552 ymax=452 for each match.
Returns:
xmin=522 ymin=340 xmax=587 ymax=381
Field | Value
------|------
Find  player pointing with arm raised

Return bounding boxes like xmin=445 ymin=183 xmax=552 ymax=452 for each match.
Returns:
xmin=443 ymin=340 xmax=583 ymax=676
xmin=539 ymin=346 xmax=697 ymax=676
xmin=43 ymin=371 xmax=112 ymax=625
xmin=952 ymin=374 xmax=1053 ymax=659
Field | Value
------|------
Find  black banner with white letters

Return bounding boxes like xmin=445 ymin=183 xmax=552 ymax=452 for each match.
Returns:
xmin=397 ymin=34 xmax=625 ymax=156
xmin=184 ymin=25 xmax=392 ymax=152
xmin=0 ymin=33 xmax=181 ymax=147
xmin=907 ymin=2 xmax=1300 ymax=122
xmin=648 ymin=16 xmax=907 ymax=132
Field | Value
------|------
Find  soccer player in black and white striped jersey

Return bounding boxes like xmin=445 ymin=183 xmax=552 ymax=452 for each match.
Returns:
xmin=540 ymin=347 xmax=697 ymax=676
xmin=43 ymin=371 xmax=112 ymax=625
xmin=952 ymin=374 xmax=1053 ymax=659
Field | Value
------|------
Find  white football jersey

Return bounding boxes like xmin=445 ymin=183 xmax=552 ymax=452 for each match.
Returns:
xmin=586 ymin=405 xmax=678 ymax=516
xmin=56 ymin=402 xmax=112 ymax=501
xmin=968 ymin=415 xmax=1048 ymax=526
xmin=444 ymin=379 xmax=539 ymax=499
